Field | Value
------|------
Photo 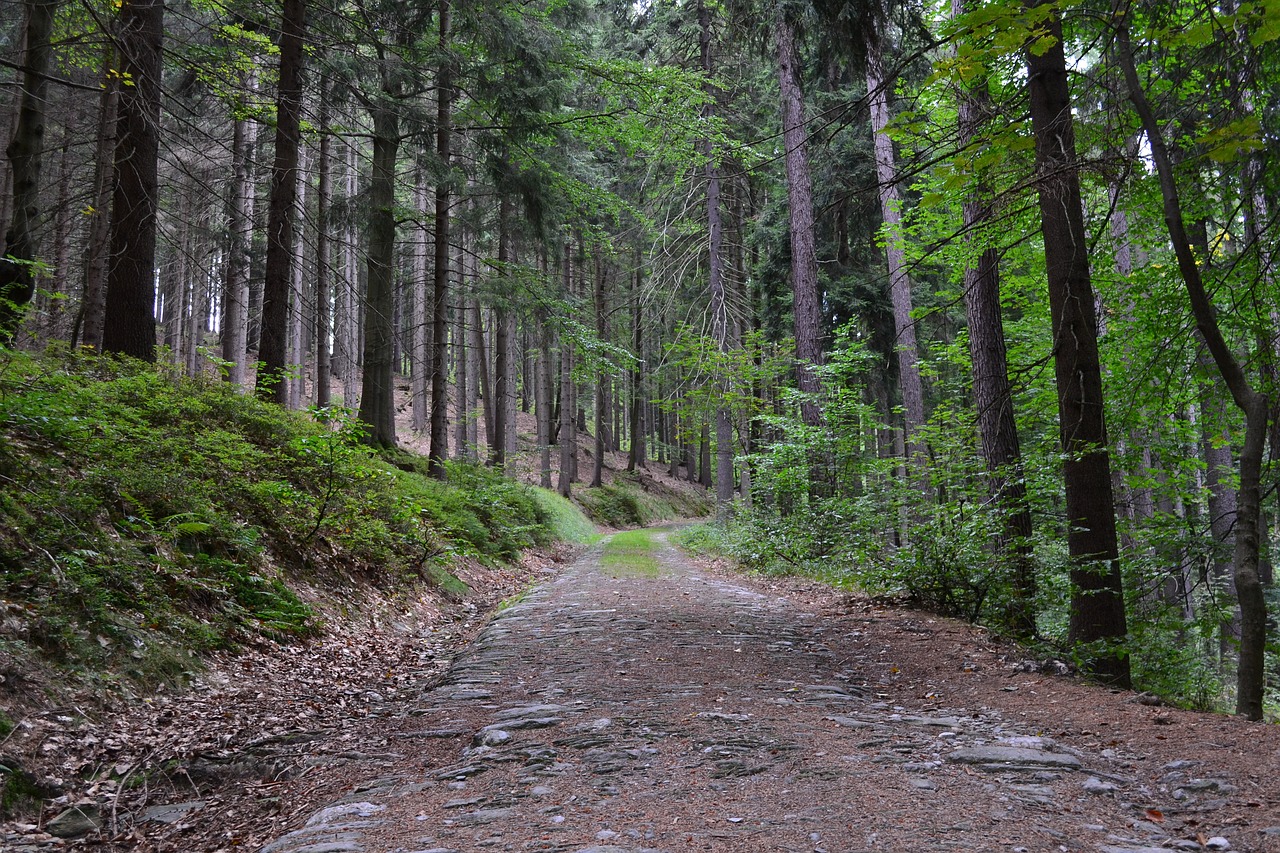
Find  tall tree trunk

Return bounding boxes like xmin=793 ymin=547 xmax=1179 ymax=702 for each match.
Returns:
xmin=222 ymin=72 xmax=256 ymax=388
xmin=454 ymin=237 xmax=469 ymax=457
xmin=867 ymin=40 xmax=927 ymax=475
xmin=256 ymin=0 xmax=306 ymax=400
xmin=79 ymin=47 xmax=119 ymax=351
xmin=340 ymin=143 xmax=360 ymax=410
xmin=288 ymin=143 xmax=310 ymax=408
xmin=627 ymin=261 xmax=645 ymax=471
xmin=428 ymin=0 xmax=453 ymax=476
xmin=538 ymin=306 xmax=553 ymax=488
xmin=954 ymin=0 xmax=1035 ymax=638
xmin=0 ymin=0 xmax=56 ymax=342
xmin=102 ymin=0 xmax=163 ymax=360
xmin=1116 ymin=19 xmax=1267 ymax=717
xmin=591 ymin=251 xmax=607 ymax=488
xmin=357 ymin=87 xmax=399 ymax=449
xmin=314 ymin=82 xmax=332 ymax=408
xmin=493 ymin=199 xmax=512 ymax=470
xmin=700 ymin=0 xmax=735 ymax=515
xmin=775 ymin=10 xmax=822 ymax=427
xmin=558 ymin=243 xmax=575 ymax=497
xmin=412 ymin=169 xmax=431 ymax=433
xmin=471 ymin=301 xmax=492 ymax=445
xmin=1027 ymin=3 xmax=1128 ymax=686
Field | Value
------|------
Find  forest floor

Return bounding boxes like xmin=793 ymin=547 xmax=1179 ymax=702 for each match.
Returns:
xmin=9 ymin=527 xmax=1280 ymax=853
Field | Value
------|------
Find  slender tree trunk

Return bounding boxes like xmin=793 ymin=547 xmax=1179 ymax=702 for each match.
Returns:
xmin=454 ymin=237 xmax=469 ymax=458
xmin=79 ymin=48 xmax=119 ymax=351
xmin=627 ymin=262 xmax=645 ymax=471
xmin=340 ymin=143 xmax=360 ymax=409
xmin=591 ymin=252 xmax=607 ymax=487
xmin=775 ymin=10 xmax=822 ymax=426
xmin=539 ymin=306 xmax=553 ymax=488
xmin=314 ymin=83 xmax=332 ymax=408
xmin=493 ymin=199 xmax=512 ymax=470
xmin=256 ymin=0 xmax=306 ymax=400
xmin=357 ymin=87 xmax=399 ymax=449
xmin=0 ymin=0 xmax=56 ymax=341
xmin=558 ymin=244 xmax=575 ymax=497
xmin=43 ymin=138 xmax=72 ymax=342
xmin=427 ymin=0 xmax=454 ymax=475
xmin=1027 ymin=3 xmax=1128 ymax=686
xmin=1116 ymin=19 xmax=1268 ymax=717
xmin=102 ymin=0 xmax=163 ymax=361
xmin=699 ymin=0 xmax=735 ymax=515
xmin=472 ymin=301 xmax=492 ymax=446
xmin=412 ymin=169 xmax=430 ymax=433
xmin=867 ymin=41 xmax=926 ymax=475
xmin=954 ymin=0 xmax=1035 ymax=638
xmin=288 ymin=143 xmax=309 ymax=407
xmin=222 ymin=72 xmax=256 ymax=388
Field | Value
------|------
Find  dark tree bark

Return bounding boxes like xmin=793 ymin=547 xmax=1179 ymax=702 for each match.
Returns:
xmin=256 ymin=0 xmax=306 ymax=400
xmin=701 ymin=0 xmax=735 ymax=515
xmin=591 ymin=251 xmax=607 ymax=488
xmin=222 ymin=72 xmax=256 ymax=388
xmin=102 ymin=0 xmax=163 ymax=361
xmin=1026 ymin=3 xmax=1128 ymax=686
xmin=0 ymin=0 xmax=56 ymax=343
xmin=627 ymin=261 xmax=645 ymax=471
xmin=428 ymin=0 xmax=453 ymax=477
xmin=454 ymin=235 xmax=470 ymax=458
xmin=314 ymin=82 xmax=332 ymax=408
xmin=493 ymin=198 xmax=513 ymax=471
xmin=287 ymin=143 xmax=309 ymax=407
xmin=78 ymin=47 xmax=119 ymax=351
xmin=472 ymin=302 xmax=492 ymax=445
xmin=954 ymin=0 xmax=1035 ymax=638
xmin=411 ymin=169 xmax=430 ymax=433
xmin=559 ymin=243 xmax=576 ymax=497
xmin=357 ymin=87 xmax=400 ymax=448
xmin=775 ymin=10 xmax=822 ymax=427
xmin=538 ymin=306 xmax=553 ymax=489
xmin=1116 ymin=19 xmax=1268 ymax=718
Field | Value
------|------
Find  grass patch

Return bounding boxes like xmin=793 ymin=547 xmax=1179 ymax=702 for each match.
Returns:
xmin=600 ymin=529 xmax=664 ymax=578
xmin=531 ymin=488 xmax=599 ymax=544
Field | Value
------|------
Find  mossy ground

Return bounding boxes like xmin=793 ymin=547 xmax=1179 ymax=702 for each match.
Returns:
xmin=0 ymin=348 xmax=591 ymax=696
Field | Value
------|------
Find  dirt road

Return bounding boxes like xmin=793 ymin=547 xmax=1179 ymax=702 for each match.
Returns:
xmin=255 ymin=529 xmax=1279 ymax=853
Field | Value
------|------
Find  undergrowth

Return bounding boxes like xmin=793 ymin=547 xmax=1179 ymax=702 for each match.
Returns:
xmin=578 ymin=471 xmax=711 ymax=528
xmin=0 ymin=348 xmax=579 ymax=691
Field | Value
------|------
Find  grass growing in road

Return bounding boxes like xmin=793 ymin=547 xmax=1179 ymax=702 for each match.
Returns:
xmin=601 ymin=529 xmax=664 ymax=578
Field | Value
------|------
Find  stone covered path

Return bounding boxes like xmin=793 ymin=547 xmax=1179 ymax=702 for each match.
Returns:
xmin=258 ymin=530 xmax=1266 ymax=853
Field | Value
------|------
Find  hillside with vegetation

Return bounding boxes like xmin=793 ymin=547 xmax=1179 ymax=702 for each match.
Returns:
xmin=0 ymin=349 xmax=599 ymax=709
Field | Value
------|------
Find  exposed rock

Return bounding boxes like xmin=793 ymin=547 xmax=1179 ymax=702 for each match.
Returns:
xmin=141 ymin=800 xmax=207 ymax=824
xmin=946 ymin=746 xmax=1082 ymax=769
xmin=45 ymin=805 xmax=101 ymax=839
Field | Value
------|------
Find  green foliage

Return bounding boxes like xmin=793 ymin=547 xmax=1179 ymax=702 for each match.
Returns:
xmin=530 ymin=488 xmax=598 ymax=545
xmin=0 ymin=351 xmax=561 ymax=689
xmin=577 ymin=473 xmax=711 ymax=529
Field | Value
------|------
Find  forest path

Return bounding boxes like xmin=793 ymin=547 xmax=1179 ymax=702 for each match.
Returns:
xmin=258 ymin=529 xmax=1278 ymax=853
